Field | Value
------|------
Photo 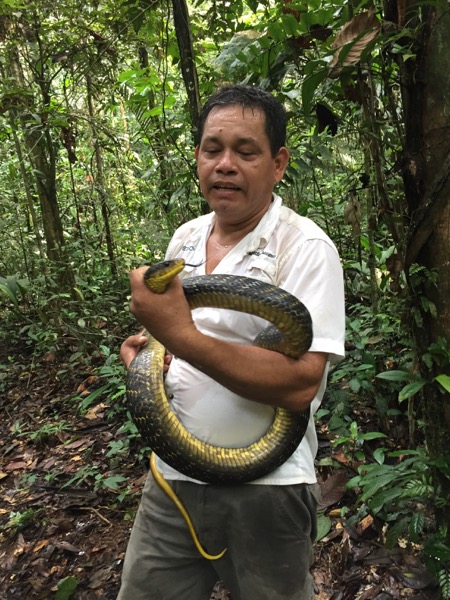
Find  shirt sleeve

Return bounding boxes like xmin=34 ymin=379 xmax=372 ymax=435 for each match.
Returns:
xmin=278 ymin=238 xmax=345 ymax=364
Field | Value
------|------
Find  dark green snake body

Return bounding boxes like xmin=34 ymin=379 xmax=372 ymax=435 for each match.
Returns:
xmin=126 ymin=260 xmax=313 ymax=484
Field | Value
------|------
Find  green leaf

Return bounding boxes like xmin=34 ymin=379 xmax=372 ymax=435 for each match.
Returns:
xmin=399 ymin=381 xmax=426 ymax=402
xmin=73 ymin=287 xmax=85 ymax=301
xmin=435 ymin=374 xmax=450 ymax=393
xmin=408 ymin=511 xmax=425 ymax=537
xmin=164 ymin=95 xmax=176 ymax=109
xmin=75 ymin=384 xmax=110 ymax=412
xmin=301 ymin=69 xmax=328 ymax=115
xmin=360 ymin=472 xmax=399 ymax=501
xmin=346 ymin=474 xmax=363 ymax=489
xmin=358 ymin=431 xmax=388 ymax=441
xmin=373 ymin=448 xmax=386 ymax=464
xmin=368 ymin=486 xmax=403 ymax=513
xmin=142 ymin=106 xmax=162 ymax=118
xmin=267 ymin=22 xmax=285 ymax=42
xmin=0 ymin=283 xmax=19 ymax=306
xmin=385 ymin=517 xmax=408 ymax=548
xmin=425 ymin=542 xmax=450 ymax=561
xmin=100 ymin=475 xmax=127 ymax=490
xmin=316 ymin=513 xmax=332 ymax=541
xmin=348 ymin=377 xmax=361 ymax=392
xmin=56 ymin=576 xmax=78 ymax=600
xmin=117 ymin=68 xmax=145 ymax=83
xmin=437 ymin=569 xmax=450 ymax=600
xmin=376 ymin=370 xmax=413 ymax=382
xmin=314 ymin=408 xmax=330 ymax=420
xmin=280 ymin=13 xmax=300 ymax=38
xmin=100 ymin=344 xmax=111 ymax=357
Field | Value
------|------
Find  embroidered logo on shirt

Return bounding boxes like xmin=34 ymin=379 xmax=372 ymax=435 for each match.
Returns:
xmin=248 ymin=250 xmax=276 ymax=258
xmin=182 ymin=245 xmax=196 ymax=252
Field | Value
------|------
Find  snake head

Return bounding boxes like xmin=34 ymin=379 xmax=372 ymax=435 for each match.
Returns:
xmin=143 ymin=259 xmax=186 ymax=294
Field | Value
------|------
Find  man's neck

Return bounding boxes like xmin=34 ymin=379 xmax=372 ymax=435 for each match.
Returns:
xmin=205 ymin=199 xmax=273 ymax=274
xmin=212 ymin=197 xmax=273 ymax=243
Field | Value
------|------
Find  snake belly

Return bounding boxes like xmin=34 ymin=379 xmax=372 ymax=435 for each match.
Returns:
xmin=126 ymin=272 xmax=313 ymax=484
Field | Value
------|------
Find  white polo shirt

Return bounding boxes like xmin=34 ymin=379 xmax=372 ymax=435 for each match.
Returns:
xmin=156 ymin=195 xmax=345 ymax=484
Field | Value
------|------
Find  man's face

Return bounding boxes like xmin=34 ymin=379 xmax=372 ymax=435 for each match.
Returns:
xmin=195 ymin=105 xmax=289 ymax=227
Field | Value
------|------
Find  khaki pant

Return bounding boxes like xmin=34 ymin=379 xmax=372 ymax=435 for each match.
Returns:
xmin=118 ymin=473 xmax=319 ymax=600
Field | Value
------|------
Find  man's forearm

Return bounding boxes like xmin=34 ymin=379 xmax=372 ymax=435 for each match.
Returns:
xmin=171 ymin=328 xmax=327 ymax=412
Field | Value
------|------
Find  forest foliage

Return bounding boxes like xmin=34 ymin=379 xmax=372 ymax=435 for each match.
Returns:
xmin=1 ymin=0 xmax=450 ymax=596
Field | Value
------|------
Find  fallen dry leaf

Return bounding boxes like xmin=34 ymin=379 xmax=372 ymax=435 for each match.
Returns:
xmin=85 ymin=402 xmax=107 ymax=420
xmin=64 ymin=437 xmax=92 ymax=450
xmin=320 ymin=470 xmax=349 ymax=509
xmin=357 ymin=514 xmax=375 ymax=535
xmin=13 ymin=534 xmax=27 ymax=557
xmin=54 ymin=540 xmax=84 ymax=554
xmin=5 ymin=461 xmax=28 ymax=471
xmin=33 ymin=539 xmax=50 ymax=553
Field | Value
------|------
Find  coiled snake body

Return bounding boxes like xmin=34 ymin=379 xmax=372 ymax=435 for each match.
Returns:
xmin=127 ymin=259 xmax=313 ymax=485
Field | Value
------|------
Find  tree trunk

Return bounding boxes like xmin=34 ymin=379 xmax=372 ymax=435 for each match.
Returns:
xmin=403 ymin=0 xmax=450 ymax=511
xmin=171 ymin=0 xmax=202 ymax=127
xmin=8 ymin=111 xmax=47 ymax=269
xmin=86 ymin=74 xmax=118 ymax=278
xmin=6 ymin=47 xmax=76 ymax=294
xmin=416 ymin=3 xmax=450 ymax=461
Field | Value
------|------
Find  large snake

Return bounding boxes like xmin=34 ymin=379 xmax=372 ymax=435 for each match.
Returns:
xmin=126 ymin=259 xmax=313 ymax=558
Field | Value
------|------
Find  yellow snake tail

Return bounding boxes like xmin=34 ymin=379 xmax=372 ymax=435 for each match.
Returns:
xmin=149 ymin=453 xmax=227 ymax=561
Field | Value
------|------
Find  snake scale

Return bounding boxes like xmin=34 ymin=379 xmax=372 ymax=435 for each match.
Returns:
xmin=126 ymin=259 xmax=313 ymax=485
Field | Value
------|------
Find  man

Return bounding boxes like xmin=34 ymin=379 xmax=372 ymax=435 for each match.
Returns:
xmin=118 ymin=85 xmax=345 ymax=600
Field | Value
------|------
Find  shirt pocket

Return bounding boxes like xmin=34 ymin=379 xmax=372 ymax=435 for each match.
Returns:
xmin=245 ymin=257 xmax=277 ymax=285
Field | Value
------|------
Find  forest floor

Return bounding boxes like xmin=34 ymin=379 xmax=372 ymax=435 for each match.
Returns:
xmin=0 ymin=342 xmax=441 ymax=600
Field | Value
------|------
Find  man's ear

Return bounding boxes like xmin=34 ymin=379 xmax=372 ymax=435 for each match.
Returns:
xmin=274 ymin=147 xmax=290 ymax=183
xmin=194 ymin=146 xmax=200 ymax=160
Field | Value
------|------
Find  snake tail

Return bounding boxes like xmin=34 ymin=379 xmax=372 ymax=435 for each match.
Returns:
xmin=150 ymin=453 xmax=227 ymax=561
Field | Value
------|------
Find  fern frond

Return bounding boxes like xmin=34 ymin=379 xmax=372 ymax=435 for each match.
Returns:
xmin=438 ymin=568 xmax=450 ymax=600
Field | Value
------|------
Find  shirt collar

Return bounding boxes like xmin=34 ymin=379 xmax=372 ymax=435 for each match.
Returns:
xmin=244 ymin=194 xmax=282 ymax=252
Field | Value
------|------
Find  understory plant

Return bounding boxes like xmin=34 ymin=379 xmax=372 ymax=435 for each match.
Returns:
xmin=324 ymin=257 xmax=450 ymax=598
xmin=347 ymin=447 xmax=450 ymax=598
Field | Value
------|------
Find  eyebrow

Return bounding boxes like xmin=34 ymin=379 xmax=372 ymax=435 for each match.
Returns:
xmin=201 ymin=135 xmax=260 ymax=146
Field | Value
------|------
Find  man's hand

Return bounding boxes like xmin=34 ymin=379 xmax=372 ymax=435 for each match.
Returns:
xmin=128 ymin=266 xmax=198 ymax=356
xmin=120 ymin=329 xmax=148 ymax=369
xmin=120 ymin=329 xmax=173 ymax=372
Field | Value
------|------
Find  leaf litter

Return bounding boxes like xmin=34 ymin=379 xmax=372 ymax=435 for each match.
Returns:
xmin=0 ymin=347 xmax=440 ymax=599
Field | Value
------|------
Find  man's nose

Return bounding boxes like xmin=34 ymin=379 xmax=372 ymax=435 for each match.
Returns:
xmin=215 ymin=150 xmax=237 ymax=172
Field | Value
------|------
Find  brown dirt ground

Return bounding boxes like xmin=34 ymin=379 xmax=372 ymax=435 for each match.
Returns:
xmin=0 ymin=346 xmax=441 ymax=600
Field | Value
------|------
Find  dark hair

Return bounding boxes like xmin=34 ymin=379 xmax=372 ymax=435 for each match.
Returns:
xmin=195 ymin=85 xmax=286 ymax=157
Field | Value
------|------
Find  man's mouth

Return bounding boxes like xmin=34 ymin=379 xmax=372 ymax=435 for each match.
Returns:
xmin=213 ymin=184 xmax=240 ymax=191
